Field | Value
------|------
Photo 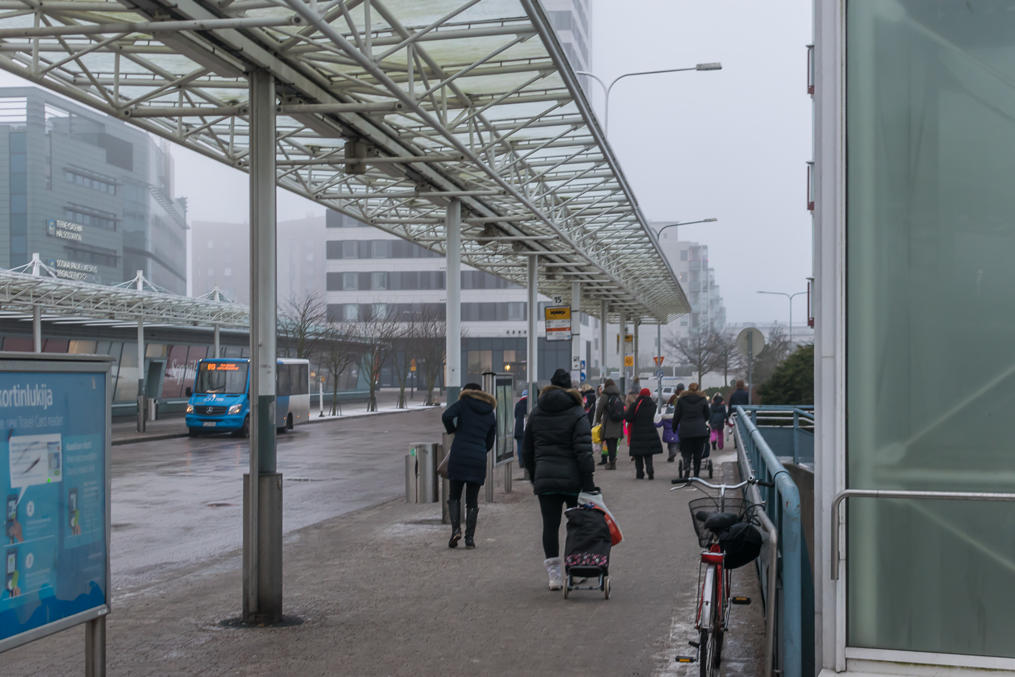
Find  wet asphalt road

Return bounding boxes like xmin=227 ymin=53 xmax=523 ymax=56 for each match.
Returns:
xmin=109 ymin=408 xmax=443 ymax=590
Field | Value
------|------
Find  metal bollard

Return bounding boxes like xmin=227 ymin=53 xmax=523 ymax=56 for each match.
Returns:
xmin=405 ymin=452 xmax=417 ymax=503
xmin=415 ymin=442 xmax=437 ymax=503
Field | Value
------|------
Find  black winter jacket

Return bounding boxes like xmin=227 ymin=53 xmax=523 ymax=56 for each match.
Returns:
xmin=442 ymin=389 xmax=497 ymax=485
xmin=625 ymin=394 xmax=662 ymax=457
xmin=522 ymin=385 xmax=595 ymax=495
xmin=513 ymin=396 xmax=528 ymax=440
xmin=709 ymin=401 xmax=728 ymax=428
xmin=728 ymin=388 xmax=749 ymax=415
xmin=673 ymin=392 xmax=710 ymax=439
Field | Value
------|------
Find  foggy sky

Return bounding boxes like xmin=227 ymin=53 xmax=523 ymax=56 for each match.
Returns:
xmin=0 ymin=1 xmax=814 ymax=326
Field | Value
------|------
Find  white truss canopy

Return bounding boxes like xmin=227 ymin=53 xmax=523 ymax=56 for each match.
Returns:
xmin=0 ymin=0 xmax=690 ymax=323
xmin=0 ymin=268 xmax=249 ymax=327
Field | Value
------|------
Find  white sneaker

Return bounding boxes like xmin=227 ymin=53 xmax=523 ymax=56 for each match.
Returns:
xmin=544 ymin=557 xmax=563 ymax=591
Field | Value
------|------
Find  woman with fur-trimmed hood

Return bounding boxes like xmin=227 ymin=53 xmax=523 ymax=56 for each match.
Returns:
xmin=441 ymin=383 xmax=497 ymax=549
xmin=522 ymin=368 xmax=595 ymax=591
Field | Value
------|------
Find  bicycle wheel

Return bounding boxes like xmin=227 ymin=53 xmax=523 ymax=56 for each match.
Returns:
xmin=698 ymin=629 xmax=710 ymax=677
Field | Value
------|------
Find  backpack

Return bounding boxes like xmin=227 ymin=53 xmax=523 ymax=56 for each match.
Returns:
xmin=605 ymin=394 xmax=624 ymax=422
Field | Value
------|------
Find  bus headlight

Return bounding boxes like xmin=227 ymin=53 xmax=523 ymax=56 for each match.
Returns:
xmin=228 ymin=403 xmax=242 ymax=415
xmin=186 ymin=404 xmax=193 ymax=414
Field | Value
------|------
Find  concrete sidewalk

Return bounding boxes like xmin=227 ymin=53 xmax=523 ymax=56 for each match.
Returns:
xmin=112 ymin=388 xmax=437 ymax=445
xmin=3 ymin=451 xmax=765 ymax=676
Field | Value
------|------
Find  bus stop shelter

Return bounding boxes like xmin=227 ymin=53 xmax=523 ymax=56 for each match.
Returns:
xmin=0 ymin=0 xmax=691 ymax=630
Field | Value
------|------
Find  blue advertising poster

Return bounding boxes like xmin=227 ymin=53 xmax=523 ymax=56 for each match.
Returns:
xmin=1 ymin=367 xmax=108 ymax=648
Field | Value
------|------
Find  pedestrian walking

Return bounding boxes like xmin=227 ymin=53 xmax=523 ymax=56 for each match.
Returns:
xmin=670 ymin=383 xmax=710 ymax=482
xmin=513 ymin=389 xmax=528 ymax=466
xmin=593 ymin=379 xmax=624 ymax=469
xmin=655 ymin=393 xmax=680 ymax=462
xmin=580 ymin=383 xmax=597 ymax=426
xmin=728 ymin=379 xmax=749 ymax=412
xmin=625 ymin=388 xmax=662 ymax=479
xmin=709 ymin=394 xmax=728 ymax=451
xmin=441 ymin=383 xmax=497 ymax=549
xmin=522 ymin=368 xmax=596 ymax=591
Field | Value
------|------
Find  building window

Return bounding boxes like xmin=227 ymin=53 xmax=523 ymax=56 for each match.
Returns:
xmin=343 ymin=304 xmax=359 ymax=321
xmin=342 ymin=241 xmax=358 ymax=259
xmin=64 ymin=168 xmax=117 ymax=194
xmin=64 ymin=206 xmax=118 ymax=232
xmin=371 ymin=271 xmax=387 ymax=290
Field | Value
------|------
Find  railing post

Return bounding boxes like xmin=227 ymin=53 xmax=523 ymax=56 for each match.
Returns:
xmin=793 ymin=409 xmax=800 ymax=464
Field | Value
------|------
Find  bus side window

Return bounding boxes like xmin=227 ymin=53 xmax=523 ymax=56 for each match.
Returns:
xmin=298 ymin=365 xmax=308 ymax=394
xmin=277 ymin=364 xmax=290 ymax=396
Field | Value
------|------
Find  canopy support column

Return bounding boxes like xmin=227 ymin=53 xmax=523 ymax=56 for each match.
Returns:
xmin=600 ymin=300 xmax=608 ymax=383
xmin=656 ymin=321 xmax=663 ymax=405
xmin=445 ymin=199 xmax=461 ymax=404
xmin=571 ymin=281 xmax=581 ymax=386
xmin=634 ymin=320 xmax=640 ymax=388
xmin=30 ymin=253 xmax=41 ymax=353
xmin=243 ymin=69 xmax=281 ymax=626
xmin=136 ymin=271 xmax=145 ymax=433
xmin=527 ymin=255 xmax=538 ymax=414
xmin=619 ymin=315 xmax=627 ymax=395
xmin=213 ymin=288 xmax=221 ymax=358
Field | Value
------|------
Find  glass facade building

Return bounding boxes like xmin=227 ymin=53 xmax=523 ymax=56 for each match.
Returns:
xmin=0 ymin=87 xmax=188 ymax=292
xmin=814 ymin=1 xmax=1015 ymax=673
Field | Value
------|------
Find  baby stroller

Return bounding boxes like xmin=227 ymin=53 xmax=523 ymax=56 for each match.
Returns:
xmin=677 ymin=435 xmax=714 ymax=480
xmin=562 ymin=504 xmax=612 ymax=599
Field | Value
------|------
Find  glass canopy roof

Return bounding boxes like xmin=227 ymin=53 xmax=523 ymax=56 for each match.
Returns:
xmin=0 ymin=0 xmax=690 ymax=323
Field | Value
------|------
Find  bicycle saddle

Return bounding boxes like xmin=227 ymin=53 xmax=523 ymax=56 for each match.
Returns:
xmin=697 ymin=511 xmax=739 ymax=533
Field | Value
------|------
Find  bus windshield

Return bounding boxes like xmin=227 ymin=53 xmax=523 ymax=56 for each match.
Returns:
xmin=195 ymin=361 xmax=248 ymax=394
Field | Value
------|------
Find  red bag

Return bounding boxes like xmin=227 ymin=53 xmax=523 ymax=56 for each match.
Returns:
xmin=578 ymin=490 xmax=623 ymax=546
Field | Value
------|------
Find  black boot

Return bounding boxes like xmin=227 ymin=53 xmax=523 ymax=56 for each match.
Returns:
xmin=448 ymin=499 xmax=462 ymax=548
xmin=464 ymin=507 xmax=479 ymax=549
xmin=598 ymin=456 xmax=608 ymax=466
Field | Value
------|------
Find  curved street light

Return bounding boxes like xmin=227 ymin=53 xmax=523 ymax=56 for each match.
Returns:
xmin=655 ymin=217 xmax=718 ymax=238
xmin=575 ymin=62 xmax=722 ymax=134
xmin=756 ymin=290 xmax=807 ymax=346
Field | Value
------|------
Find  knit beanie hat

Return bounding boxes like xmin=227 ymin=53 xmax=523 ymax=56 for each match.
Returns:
xmin=550 ymin=368 xmax=572 ymax=389
xmin=639 ymin=388 xmax=651 ymax=398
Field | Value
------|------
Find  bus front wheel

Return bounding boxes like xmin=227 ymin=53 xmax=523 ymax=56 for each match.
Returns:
xmin=233 ymin=416 xmax=250 ymax=438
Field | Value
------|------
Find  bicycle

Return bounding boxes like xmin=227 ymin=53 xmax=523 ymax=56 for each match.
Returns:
xmin=670 ymin=476 xmax=770 ymax=676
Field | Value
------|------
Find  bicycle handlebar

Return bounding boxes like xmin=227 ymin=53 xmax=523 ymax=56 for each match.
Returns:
xmin=669 ymin=476 xmax=773 ymax=492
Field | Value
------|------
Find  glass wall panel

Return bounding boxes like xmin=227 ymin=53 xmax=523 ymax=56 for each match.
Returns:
xmin=847 ymin=0 xmax=1015 ymax=658
xmin=162 ymin=344 xmax=189 ymax=398
xmin=117 ymin=342 xmax=138 ymax=403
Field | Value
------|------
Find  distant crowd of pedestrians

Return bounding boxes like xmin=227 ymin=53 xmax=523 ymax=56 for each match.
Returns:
xmin=440 ymin=369 xmax=750 ymax=590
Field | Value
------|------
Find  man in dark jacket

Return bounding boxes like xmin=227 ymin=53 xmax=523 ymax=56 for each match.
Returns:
xmin=728 ymin=379 xmax=749 ymax=414
xmin=441 ymin=383 xmax=497 ymax=549
xmin=522 ymin=368 xmax=595 ymax=591
xmin=513 ymin=390 xmax=528 ymax=466
xmin=671 ymin=383 xmax=711 ymax=481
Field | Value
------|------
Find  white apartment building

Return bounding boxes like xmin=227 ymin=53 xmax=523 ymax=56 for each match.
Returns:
xmin=324 ymin=210 xmax=609 ymax=388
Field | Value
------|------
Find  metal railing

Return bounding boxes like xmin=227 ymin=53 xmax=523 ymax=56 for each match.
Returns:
xmin=732 ymin=405 xmax=804 ymax=677
xmin=737 ymin=405 xmax=814 ymax=465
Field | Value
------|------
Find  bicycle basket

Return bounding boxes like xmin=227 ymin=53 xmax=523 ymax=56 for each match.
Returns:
xmin=687 ymin=496 xmax=746 ymax=548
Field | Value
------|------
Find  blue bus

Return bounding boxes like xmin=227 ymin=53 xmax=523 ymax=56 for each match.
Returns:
xmin=185 ymin=358 xmax=310 ymax=437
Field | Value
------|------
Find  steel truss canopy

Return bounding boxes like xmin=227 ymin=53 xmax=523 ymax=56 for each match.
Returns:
xmin=0 ymin=0 xmax=689 ymax=323
xmin=0 ymin=268 xmax=249 ymax=327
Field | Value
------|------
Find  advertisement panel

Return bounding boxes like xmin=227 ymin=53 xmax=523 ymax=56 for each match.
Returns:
xmin=493 ymin=374 xmax=515 ymax=466
xmin=544 ymin=306 xmax=571 ymax=342
xmin=0 ymin=355 xmax=110 ymax=653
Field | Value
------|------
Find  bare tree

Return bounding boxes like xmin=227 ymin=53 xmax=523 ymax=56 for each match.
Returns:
xmin=712 ymin=330 xmax=740 ymax=387
xmin=359 ymin=307 xmax=400 ymax=412
xmin=278 ymin=292 xmax=328 ymax=360
xmin=749 ymin=325 xmax=792 ymax=386
xmin=320 ymin=321 xmax=359 ymax=416
xmin=413 ymin=307 xmax=446 ymax=406
xmin=666 ymin=329 xmax=721 ymax=385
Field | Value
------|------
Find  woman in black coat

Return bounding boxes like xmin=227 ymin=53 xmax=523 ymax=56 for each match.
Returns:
xmin=625 ymin=388 xmax=662 ymax=479
xmin=670 ymin=382 xmax=711 ymax=481
xmin=441 ymin=383 xmax=497 ymax=549
xmin=522 ymin=369 xmax=595 ymax=590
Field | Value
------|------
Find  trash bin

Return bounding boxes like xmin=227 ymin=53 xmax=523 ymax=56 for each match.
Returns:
xmin=147 ymin=397 xmax=157 ymax=422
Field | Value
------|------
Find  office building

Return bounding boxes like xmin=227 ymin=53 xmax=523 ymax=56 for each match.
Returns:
xmin=0 ymin=86 xmax=188 ymax=293
xmin=542 ymin=0 xmax=592 ymax=72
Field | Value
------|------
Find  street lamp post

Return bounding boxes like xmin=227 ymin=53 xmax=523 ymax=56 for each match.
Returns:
xmin=756 ymin=290 xmax=807 ymax=346
xmin=575 ymin=62 xmax=721 ymax=135
xmin=654 ymin=217 xmax=718 ymax=238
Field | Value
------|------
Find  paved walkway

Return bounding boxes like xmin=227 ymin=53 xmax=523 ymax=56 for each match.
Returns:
xmin=6 ymin=434 xmax=766 ymax=676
